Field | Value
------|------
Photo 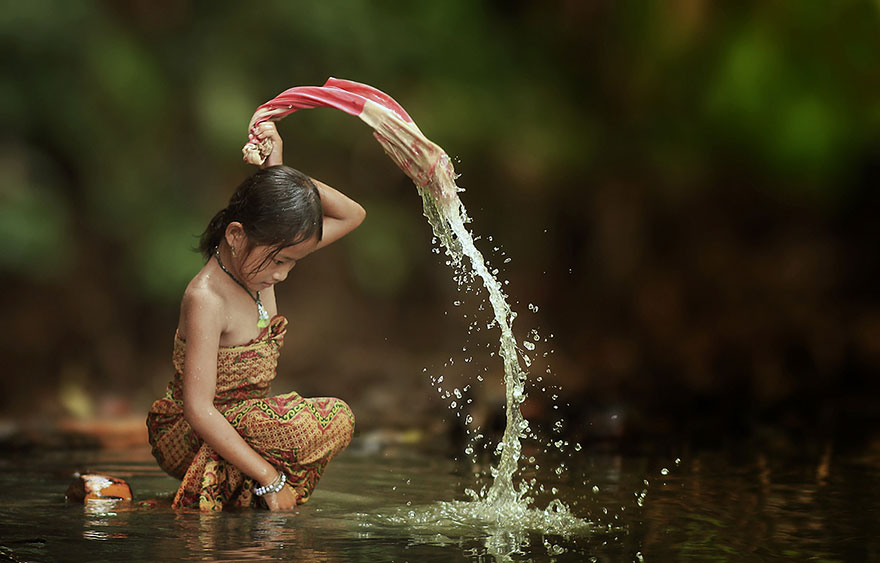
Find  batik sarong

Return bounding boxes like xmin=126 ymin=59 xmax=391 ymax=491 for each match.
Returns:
xmin=146 ymin=315 xmax=354 ymax=511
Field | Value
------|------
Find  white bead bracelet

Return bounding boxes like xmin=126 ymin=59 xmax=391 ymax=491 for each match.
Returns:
xmin=254 ymin=471 xmax=286 ymax=496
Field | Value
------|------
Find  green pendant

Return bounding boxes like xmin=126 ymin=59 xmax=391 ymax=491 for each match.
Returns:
xmin=256 ymin=299 xmax=270 ymax=328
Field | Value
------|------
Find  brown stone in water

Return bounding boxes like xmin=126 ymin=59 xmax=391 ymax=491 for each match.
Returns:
xmin=66 ymin=473 xmax=132 ymax=502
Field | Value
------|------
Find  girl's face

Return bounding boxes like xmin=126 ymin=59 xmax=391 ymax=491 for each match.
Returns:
xmin=239 ymin=236 xmax=320 ymax=291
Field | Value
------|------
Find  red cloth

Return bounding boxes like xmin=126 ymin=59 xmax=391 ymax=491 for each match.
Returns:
xmin=243 ymin=77 xmax=457 ymax=201
xmin=250 ymin=77 xmax=413 ymax=127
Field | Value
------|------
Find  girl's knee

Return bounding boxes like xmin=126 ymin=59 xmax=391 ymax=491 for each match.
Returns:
xmin=335 ymin=398 xmax=355 ymax=441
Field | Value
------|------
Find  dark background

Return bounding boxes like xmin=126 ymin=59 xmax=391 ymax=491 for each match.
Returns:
xmin=2 ymin=1 xmax=878 ymax=454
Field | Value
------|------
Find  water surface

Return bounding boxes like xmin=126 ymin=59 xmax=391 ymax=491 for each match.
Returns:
xmin=1 ymin=442 xmax=877 ymax=561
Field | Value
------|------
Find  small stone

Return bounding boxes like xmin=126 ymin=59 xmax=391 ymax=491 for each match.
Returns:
xmin=66 ymin=473 xmax=132 ymax=502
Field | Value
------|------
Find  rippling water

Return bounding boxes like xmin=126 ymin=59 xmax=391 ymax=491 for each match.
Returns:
xmin=1 ymin=442 xmax=877 ymax=561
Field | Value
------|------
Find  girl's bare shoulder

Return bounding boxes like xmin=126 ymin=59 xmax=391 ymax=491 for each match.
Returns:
xmin=178 ymin=268 xmax=227 ymax=340
xmin=182 ymin=265 xmax=227 ymax=309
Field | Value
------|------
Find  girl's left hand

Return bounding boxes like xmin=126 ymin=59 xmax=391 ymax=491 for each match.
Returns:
xmin=251 ymin=121 xmax=283 ymax=167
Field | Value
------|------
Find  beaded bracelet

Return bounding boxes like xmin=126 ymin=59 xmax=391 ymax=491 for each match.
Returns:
xmin=254 ymin=471 xmax=286 ymax=496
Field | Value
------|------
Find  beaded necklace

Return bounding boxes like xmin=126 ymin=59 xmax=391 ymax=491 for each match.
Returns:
xmin=214 ymin=247 xmax=271 ymax=328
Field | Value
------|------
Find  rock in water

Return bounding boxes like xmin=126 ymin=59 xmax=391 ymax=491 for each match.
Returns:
xmin=66 ymin=473 xmax=132 ymax=502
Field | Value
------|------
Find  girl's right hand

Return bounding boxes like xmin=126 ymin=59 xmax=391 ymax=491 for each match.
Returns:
xmin=262 ymin=482 xmax=299 ymax=511
xmin=252 ymin=121 xmax=284 ymax=168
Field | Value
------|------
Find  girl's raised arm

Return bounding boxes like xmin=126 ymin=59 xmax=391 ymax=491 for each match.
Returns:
xmin=312 ymin=179 xmax=366 ymax=250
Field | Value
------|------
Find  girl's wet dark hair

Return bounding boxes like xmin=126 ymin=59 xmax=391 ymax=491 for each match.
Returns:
xmin=199 ymin=165 xmax=323 ymax=270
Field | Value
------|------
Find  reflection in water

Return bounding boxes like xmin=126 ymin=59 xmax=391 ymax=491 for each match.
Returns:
xmin=83 ymin=498 xmax=129 ymax=541
xmin=167 ymin=509 xmax=340 ymax=562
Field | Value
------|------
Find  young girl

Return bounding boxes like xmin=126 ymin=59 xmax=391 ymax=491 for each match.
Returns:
xmin=147 ymin=122 xmax=364 ymax=511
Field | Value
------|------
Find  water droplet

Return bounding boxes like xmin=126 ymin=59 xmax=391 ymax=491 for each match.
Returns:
xmin=453 ymin=300 xmax=461 ymax=306
xmin=592 ymin=486 xmax=599 ymax=494
xmin=661 ymin=468 xmax=669 ymax=476
xmin=675 ymin=457 xmax=681 ymax=465
xmin=523 ymin=341 xmax=535 ymax=351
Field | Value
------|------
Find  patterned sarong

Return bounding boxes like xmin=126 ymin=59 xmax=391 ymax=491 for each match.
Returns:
xmin=146 ymin=315 xmax=354 ymax=511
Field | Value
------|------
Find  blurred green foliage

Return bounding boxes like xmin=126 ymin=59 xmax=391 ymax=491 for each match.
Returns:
xmin=0 ymin=148 xmax=72 ymax=280
xmin=3 ymin=1 xmax=877 ymax=299
xmin=2 ymin=1 xmax=879 ymax=433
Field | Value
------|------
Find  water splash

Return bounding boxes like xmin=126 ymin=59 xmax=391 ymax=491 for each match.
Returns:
xmin=417 ymin=181 xmax=529 ymax=507
xmin=383 ymin=497 xmax=591 ymax=559
xmin=370 ymin=116 xmax=595 ymax=558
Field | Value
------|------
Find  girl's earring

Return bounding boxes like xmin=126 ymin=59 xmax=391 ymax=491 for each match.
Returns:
xmin=231 ymin=247 xmax=237 ymax=257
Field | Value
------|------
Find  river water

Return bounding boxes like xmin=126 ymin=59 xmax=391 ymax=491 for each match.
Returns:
xmin=1 ymin=442 xmax=877 ymax=561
